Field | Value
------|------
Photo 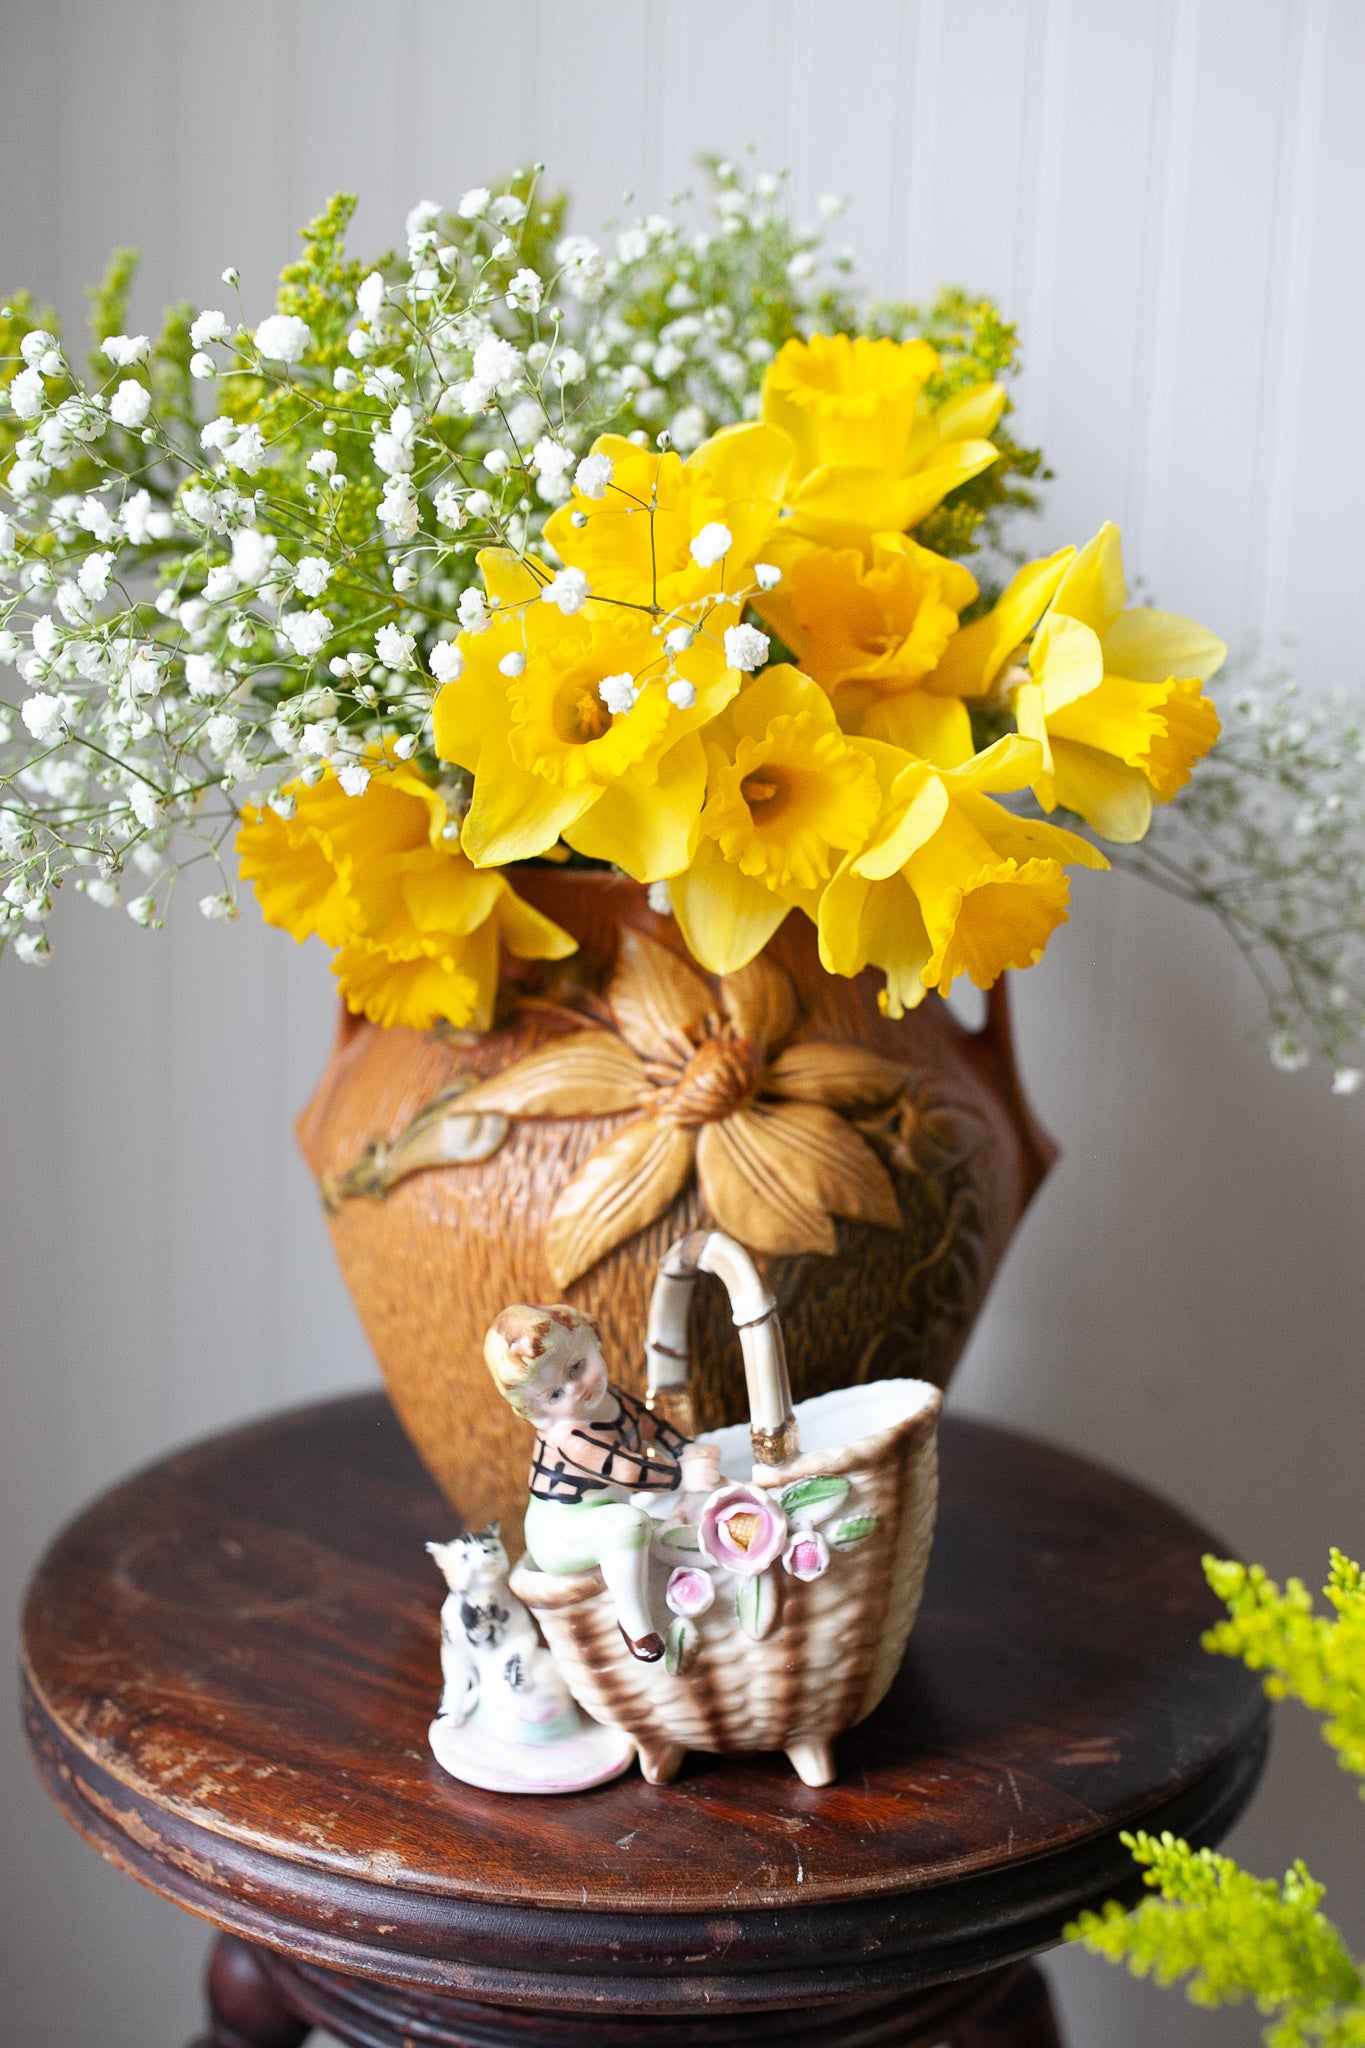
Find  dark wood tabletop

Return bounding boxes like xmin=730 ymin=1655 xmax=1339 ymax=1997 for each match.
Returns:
xmin=21 ymin=1392 xmax=1267 ymax=2044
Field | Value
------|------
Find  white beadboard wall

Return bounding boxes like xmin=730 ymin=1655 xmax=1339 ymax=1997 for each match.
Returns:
xmin=2 ymin=5 xmax=1363 ymax=2045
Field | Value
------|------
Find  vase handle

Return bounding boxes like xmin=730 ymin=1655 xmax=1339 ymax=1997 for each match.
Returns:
xmin=976 ymin=976 xmax=1058 ymax=1202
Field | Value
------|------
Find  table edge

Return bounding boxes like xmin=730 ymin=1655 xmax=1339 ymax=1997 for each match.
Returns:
xmin=23 ymin=1668 xmax=1269 ymax=2011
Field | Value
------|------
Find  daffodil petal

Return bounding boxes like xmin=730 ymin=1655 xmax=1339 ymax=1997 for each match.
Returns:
xmin=1049 ymin=739 xmax=1154 ymax=842
xmin=854 ymin=689 xmax=975 ymax=769
xmin=476 ymin=547 xmax=548 ymax=605
xmin=669 ymin=835 xmax=792 ymax=975
xmin=460 ymin=729 xmax=598 ymax=866
xmin=563 ymin=732 xmax=706 ymax=882
xmin=1030 ymin=611 xmax=1106 ymax=713
xmin=932 ymin=545 xmax=1075 ymax=698
xmin=1102 ymin=607 xmax=1227 ymax=684
xmin=1052 ymin=521 xmax=1126 ymax=635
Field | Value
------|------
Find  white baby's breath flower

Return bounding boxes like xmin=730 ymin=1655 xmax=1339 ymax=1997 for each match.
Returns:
xmin=21 ymin=693 xmax=66 ymax=744
xmin=598 ymin=672 xmax=637 ymax=715
xmin=375 ymin=624 xmax=416 ymax=670
xmin=392 ymin=733 xmax=418 ymax=760
xmin=506 ymin=267 xmax=542 ymax=312
xmin=335 ymin=762 xmax=371 ymax=798
xmin=298 ymin=722 xmax=332 ymax=757
xmin=333 ymin=365 xmax=358 ymax=393
xmin=1270 ymin=1031 xmax=1311 ymax=1074
xmin=200 ymin=416 xmax=236 ymax=452
xmin=14 ymin=929 xmax=52 ymax=964
xmin=1331 ymin=1067 xmax=1362 ymax=1096
xmin=101 ymin=333 xmax=150 ymax=367
xmin=377 ymin=475 xmax=419 ymax=540
xmin=555 ymin=236 xmax=606 ymax=302
xmin=8 ymin=366 xmax=46 ymax=419
xmin=457 ymin=588 xmax=490 ymax=634
xmin=483 ymin=448 xmax=511 ymax=477
xmin=498 ymin=649 xmax=526 ymax=677
xmin=472 ymin=334 xmax=522 ymax=390
xmin=540 ymin=566 xmax=589 ymax=615
xmin=489 ymin=193 xmax=526 ymax=227
xmin=203 ymin=564 xmax=239 ymax=602
xmin=189 ymin=352 xmax=217 ymax=380
xmin=205 ymin=712 xmax=240 ymax=757
xmin=294 ymin=555 xmax=331 ymax=597
xmin=552 ymin=347 xmax=586 ymax=386
xmin=458 ymin=186 xmax=491 ymax=220
xmin=754 ymin=563 xmax=781 ymax=590
xmin=280 ymin=608 xmax=331 ymax=658
xmin=430 ymin=640 xmax=463 ymax=683
xmin=129 ymin=784 xmax=165 ymax=831
xmin=126 ymin=893 xmax=157 ymax=927
xmin=76 ymin=550 xmax=114 ymax=602
xmin=253 ymin=314 xmax=311 ymax=363
xmin=184 ymin=653 xmax=221 ymax=699
xmin=666 ymin=677 xmax=697 ymax=710
xmin=198 ymin=892 xmax=238 ymax=922
xmin=433 ymin=483 xmax=466 ymax=530
xmin=77 ymin=494 xmax=118 ymax=542
xmin=574 ymin=452 xmax=613 ymax=499
xmin=306 ymin=449 xmax=337 ymax=478
xmin=464 ymin=488 xmax=493 ymax=519
xmin=669 ymin=405 xmax=707 ymax=453
xmin=690 ymin=522 xmax=732 ymax=568
xmin=356 ymin=271 xmax=387 ymax=323
xmin=190 ymin=309 xmax=230 ymax=348
xmin=84 ymin=877 xmax=120 ymax=909
xmin=109 ymin=380 xmax=151 ymax=430
xmin=724 ymin=623 xmax=769 ymax=672
xmin=224 ymin=425 xmax=265 ymax=474
xmin=231 ymin=527 xmax=278 ymax=583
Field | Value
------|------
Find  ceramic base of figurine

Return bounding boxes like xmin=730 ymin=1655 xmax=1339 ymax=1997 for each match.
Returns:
xmin=428 ymin=1707 xmax=636 ymax=1795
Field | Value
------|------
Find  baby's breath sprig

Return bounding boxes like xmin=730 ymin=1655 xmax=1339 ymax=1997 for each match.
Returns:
xmin=1110 ymin=661 xmax=1365 ymax=1094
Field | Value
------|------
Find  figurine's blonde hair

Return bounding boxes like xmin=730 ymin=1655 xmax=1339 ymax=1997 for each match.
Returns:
xmin=483 ymin=1303 xmax=600 ymax=1416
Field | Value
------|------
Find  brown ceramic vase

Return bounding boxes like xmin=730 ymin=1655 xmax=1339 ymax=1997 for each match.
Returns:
xmin=296 ymin=867 xmax=1056 ymax=1539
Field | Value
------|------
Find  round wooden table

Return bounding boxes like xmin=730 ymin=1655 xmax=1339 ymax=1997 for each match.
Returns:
xmin=21 ymin=1393 xmax=1267 ymax=2048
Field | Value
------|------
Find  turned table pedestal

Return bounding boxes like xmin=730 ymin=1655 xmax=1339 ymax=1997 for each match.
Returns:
xmin=21 ymin=1394 xmax=1267 ymax=2046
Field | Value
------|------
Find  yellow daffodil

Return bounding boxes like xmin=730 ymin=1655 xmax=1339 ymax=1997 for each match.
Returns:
xmin=1013 ymin=523 xmax=1225 ymax=842
xmin=761 ymin=333 xmax=1003 ymax=547
xmin=541 ymin=422 xmax=791 ymax=613
xmin=754 ymin=531 xmax=980 ymax=765
xmin=433 ymin=579 xmax=739 ymax=881
xmin=237 ymin=761 xmax=575 ymax=1031
xmin=669 ymin=665 xmax=881 ymax=975
xmin=819 ymin=734 xmax=1108 ymax=1016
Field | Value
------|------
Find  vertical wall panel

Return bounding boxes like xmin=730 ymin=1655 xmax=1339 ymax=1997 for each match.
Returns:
xmin=2 ymin=6 xmax=1363 ymax=2042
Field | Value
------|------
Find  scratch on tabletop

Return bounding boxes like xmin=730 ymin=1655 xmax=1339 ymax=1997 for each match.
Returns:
xmin=615 ymin=1831 xmax=637 ymax=1848
xmin=1003 ymin=1767 xmax=1023 ymax=1811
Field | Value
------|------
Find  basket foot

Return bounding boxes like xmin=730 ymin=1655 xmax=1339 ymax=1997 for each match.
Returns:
xmin=637 ymin=1739 xmax=686 ymax=1785
xmin=786 ymin=1740 xmax=835 ymax=1787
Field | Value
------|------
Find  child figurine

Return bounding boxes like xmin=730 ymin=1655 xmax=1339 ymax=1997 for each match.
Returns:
xmin=484 ymin=1303 xmax=689 ymax=1661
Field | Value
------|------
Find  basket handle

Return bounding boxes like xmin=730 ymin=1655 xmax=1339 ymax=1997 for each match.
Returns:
xmin=646 ymin=1232 xmax=800 ymax=1468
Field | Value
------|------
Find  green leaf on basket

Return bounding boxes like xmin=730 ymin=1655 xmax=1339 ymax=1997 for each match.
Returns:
xmin=829 ymin=1513 xmax=880 ymax=1548
xmin=735 ymin=1569 xmax=780 ymax=1640
xmin=665 ymin=1617 xmax=696 ymax=1675
xmin=777 ymin=1475 xmax=851 ymax=1524
xmin=660 ymin=1524 xmax=702 ymax=1552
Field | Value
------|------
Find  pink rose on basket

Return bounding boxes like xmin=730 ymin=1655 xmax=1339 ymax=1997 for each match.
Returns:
xmin=783 ymin=1529 xmax=831 ymax=1582
xmin=698 ymin=1485 xmax=788 ymax=1576
xmin=665 ymin=1566 xmax=716 ymax=1618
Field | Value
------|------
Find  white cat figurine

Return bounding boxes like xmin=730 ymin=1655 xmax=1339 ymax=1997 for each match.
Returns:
xmin=425 ymin=1523 xmax=636 ymax=1795
xmin=426 ymin=1524 xmax=573 ymax=1734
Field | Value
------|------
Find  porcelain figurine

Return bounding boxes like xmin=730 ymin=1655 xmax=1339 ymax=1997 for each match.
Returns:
xmin=482 ymin=1304 xmax=691 ymax=1660
xmin=425 ymin=1525 xmax=633 ymax=1794
xmin=509 ymin=1231 xmax=944 ymax=1788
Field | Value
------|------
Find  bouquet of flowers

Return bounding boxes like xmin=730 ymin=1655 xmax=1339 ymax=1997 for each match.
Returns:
xmin=1 ymin=164 xmax=1360 ymax=1084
